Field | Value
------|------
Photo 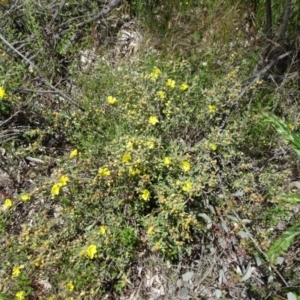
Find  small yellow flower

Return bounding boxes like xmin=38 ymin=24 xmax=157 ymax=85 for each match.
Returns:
xmin=182 ymin=181 xmax=193 ymax=192
xmin=98 ymin=167 xmax=110 ymax=177
xmin=146 ymin=140 xmax=156 ymax=149
xmin=4 ymin=198 xmax=12 ymax=208
xmin=157 ymin=91 xmax=167 ymax=99
xmin=0 ymin=87 xmax=6 ymax=99
xmin=179 ymin=83 xmax=188 ymax=91
xmin=287 ymin=123 xmax=294 ymax=130
xmin=69 ymin=149 xmax=78 ymax=159
xmin=163 ymin=157 xmax=171 ymax=166
xmin=107 ymin=96 xmax=117 ymax=105
xmin=148 ymin=116 xmax=159 ymax=125
xmin=209 ymin=143 xmax=217 ymax=151
xmin=154 ymin=242 xmax=162 ymax=250
xmin=51 ymin=184 xmax=61 ymax=198
xmin=141 ymin=189 xmax=150 ymax=201
xmin=20 ymin=194 xmax=30 ymax=202
xmin=122 ymin=153 xmax=132 ymax=163
xmin=129 ymin=166 xmax=139 ymax=176
xmin=58 ymin=175 xmax=69 ymax=186
xmin=86 ymin=244 xmax=97 ymax=259
xmin=149 ymin=67 xmax=161 ymax=81
xmin=15 ymin=291 xmax=25 ymax=300
xmin=99 ymin=225 xmax=107 ymax=235
xmin=181 ymin=161 xmax=191 ymax=172
xmin=166 ymin=79 xmax=175 ymax=88
xmin=12 ymin=265 xmax=24 ymax=277
xmin=208 ymin=105 xmax=217 ymax=113
xmin=147 ymin=226 xmax=155 ymax=235
xmin=66 ymin=282 xmax=74 ymax=291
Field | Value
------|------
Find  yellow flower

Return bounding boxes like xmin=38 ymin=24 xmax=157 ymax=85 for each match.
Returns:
xmin=12 ymin=265 xmax=24 ymax=277
xmin=66 ymin=282 xmax=74 ymax=291
xmin=166 ymin=79 xmax=175 ymax=88
xmin=179 ymin=83 xmax=188 ymax=91
xmin=122 ymin=153 xmax=132 ymax=163
xmin=58 ymin=175 xmax=69 ymax=186
xmin=149 ymin=67 xmax=161 ymax=81
xmin=181 ymin=161 xmax=191 ymax=172
xmin=208 ymin=105 xmax=217 ymax=113
xmin=98 ymin=167 xmax=110 ymax=177
xmin=51 ymin=184 xmax=61 ymax=198
xmin=147 ymin=226 xmax=155 ymax=235
xmin=86 ymin=244 xmax=97 ymax=259
xmin=209 ymin=143 xmax=217 ymax=151
xmin=146 ymin=140 xmax=156 ymax=149
xmin=141 ymin=189 xmax=150 ymax=201
xmin=154 ymin=242 xmax=162 ymax=250
xmin=157 ymin=91 xmax=167 ymax=99
xmin=4 ymin=198 xmax=12 ymax=208
xmin=129 ymin=166 xmax=140 ymax=176
xmin=15 ymin=291 xmax=25 ymax=300
xmin=99 ymin=225 xmax=107 ymax=235
xmin=163 ymin=157 xmax=171 ymax=166
xmin=107 ymin=96 xmax=117 ymax=105
xmin=20 ymin=194 xmax=30 ymax=202
xmin=69 ymin=149 xmax=78 ymax=159
xmin=182 ymin=181 xmax=193 ymax=192
xmin=148 ymin=116 xmax=159 ymax=125
xmin=0 ymin=87 xmax=6 ymax=99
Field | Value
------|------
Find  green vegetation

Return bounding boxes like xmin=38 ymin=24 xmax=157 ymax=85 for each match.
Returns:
xmin=0 ymin=0 xmax=300 ymax=299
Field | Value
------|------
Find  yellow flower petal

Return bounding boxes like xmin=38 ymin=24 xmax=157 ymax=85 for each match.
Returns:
xmin=148 ymin=116 xmax=159 ymax=125
xmin=0 ymin=87 xmax=6 ymax=99
xmin=20 ymin=194 xmax=30 ymax=202
xmin=107 ymin=96 xmax=117 ymax=105
xmin=4 ymin=198 xmax=12 ymax=208
xmin=69 ymin=149 xmax=78 ymax=159
xmin=86 ymin=244 xmax=97 ymax=259
xmin=181 ymin=161 xmax=191 ymax=172
xmin=141 ymin=189 xmax=150 ymax=201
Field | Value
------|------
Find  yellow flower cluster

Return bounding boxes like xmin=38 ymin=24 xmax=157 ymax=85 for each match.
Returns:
xmin=149 ymin=67 xmax=161 ymax=81
xmin=51 ymin=175 xmax=69 ymax=198
xmin=98 ymin=167 xmax=110 ymax=177
xmin=166 ymin=79 xmax=175 ymax=88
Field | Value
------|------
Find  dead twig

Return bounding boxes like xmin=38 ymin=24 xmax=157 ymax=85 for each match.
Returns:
xmin=0 ymin=33 xmax=84 ymax=111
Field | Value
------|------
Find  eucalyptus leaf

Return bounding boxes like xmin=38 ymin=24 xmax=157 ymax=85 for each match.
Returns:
xmin=182 ymin=271 xmax=194 ymax=282
xmin=287 ymin=292 xmax=297 ymax=300
xmin=276 ymin=256 xmax=285 ymax=265
xmin=226 ymin=215 xmax=239 ymax=222
xmin=215 ymin=289 xmax=222 ymax=299
xmin=241 ymin=264 xmax=252 ymax=281
xmin=237 ymin=231 xmax=249 ymax=239
xmin=241 ymin=219 xmax=252 ymax=224
xmin=255 ymin=256 xmax=262 ymax=266
xmin=198 ymin=213 xmax=212 ymax=229
xmin=231 ymin=190 xmax=244 ymax=197
xmin=178 ymin=287 xmax=189 ymax=299
xmin=177 ymin=279 xmax=182 ymax=287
